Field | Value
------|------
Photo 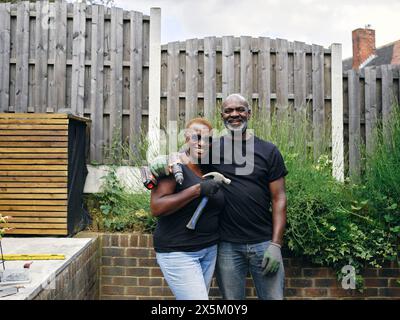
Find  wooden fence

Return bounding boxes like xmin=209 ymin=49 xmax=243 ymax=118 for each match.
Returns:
xmin=0 ymin=0 xmax=150 ymax=163
xmin=160 ymin=37 xmax=334 ymax=159
xmin=343 ymin=65 xmax=400 ymax=181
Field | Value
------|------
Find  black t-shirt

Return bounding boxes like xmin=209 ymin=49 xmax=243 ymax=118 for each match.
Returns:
xmin=209 ymin=135 xmax=288 ymax=243
xmin=153 ymin=165 xmax=224 ymax=253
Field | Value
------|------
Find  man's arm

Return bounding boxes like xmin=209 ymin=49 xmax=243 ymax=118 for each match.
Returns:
xmin=269 ymin=177 xmax=287 ymax=246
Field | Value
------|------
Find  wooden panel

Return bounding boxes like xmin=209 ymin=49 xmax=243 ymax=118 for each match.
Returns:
xmin=109 ymin=7 xmax=123 ymax=147
xmin=0 ymin=118 xmax=69 ymax=124
xmin=348 ymin=69 xmax=361 ymax=182
xmin=54 ymin=0 xmax=67 ymax=111
xmin=312 ymin=44 xmax=325 ymax=160
xmin=294 ymin=41 xmax=306 ymax=113
xmin=0 ymin=153 xmax=68 ymax=159
xmin=0 ymin=130 xmax=68 ymax=136
xmin=222 ymin=36 xmax=234 ymax=99
xmin=0 ymin=142 xmax=67 ymax=147
xmin=129 ymin=10 xmax=143 ymax=159
xmin=0 ymin=171 xmax=68 ymax=176
xmin=185 ymin=38 xmax=199 ymax=123
xmin=0 ymin=199 xmax=67 ymax=205
xmin=35 ymin=0 xmax=49 ymax=113
xmin=1 ymin=211 xmax=67 ymax=217
xmin=0 ymin=113 xmax=68 ymax=118
xmin=8 ymin=217 xmax=67 ymax=223
xmin=240 ymin=36 xmax=252 ymax=102
xmin=381 ymin=65 xmax=394 ymax=138
xmin=203 ymin=36 xmax=216 ymax=120
xmin=0 ymin=164 xmax=67 ymax=170
xmin=0 ymin=176 xmax=67 ymax=182
xmin=0 ymin=188 xmax=66 ymax=193
xmin=0 ymin=148 xmax=67 ymax=153
xmin=0 ymin=182 xmax=67 ymax=187
xmin=0 ymin=194 xmax=67 ymax=199
xmin=166 ymin=42 xmax=180 ymax=128
xmin=258 ymin=37 xmax=271 ymax=120
xmin=0 ymin=136 xmax=68 ymax=141
xmin=15 ymin=1 xmax=30 ymax=112
xmin=5 ymin=229 xmax=67 ymax=235
xmin=0 ymin=3 xmax=11 ymax=112
xmin=71 ymin=1 xmax=86 ymax=115
xmin=364 ymin=66 xmax=377 ymax=156
xmin=0 ymin=124 xmax=67 ymax=130
xmin=276 ymin=39 xmax=289 ymax=113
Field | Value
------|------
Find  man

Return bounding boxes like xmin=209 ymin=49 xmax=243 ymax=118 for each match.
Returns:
xmin=150 ymin=93 xmax=288 ymax=300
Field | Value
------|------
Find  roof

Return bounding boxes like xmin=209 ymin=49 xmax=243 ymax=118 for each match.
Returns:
xmin=343 ymin=40 xmax=399 ymax=71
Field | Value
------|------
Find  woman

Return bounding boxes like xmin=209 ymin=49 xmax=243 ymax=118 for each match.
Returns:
xmin=150 ymin=118 xmax=224 ymax=300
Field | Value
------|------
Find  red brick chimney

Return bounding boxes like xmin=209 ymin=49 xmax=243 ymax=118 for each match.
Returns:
xmin=352 ymin=28 xmax=376 ymax=70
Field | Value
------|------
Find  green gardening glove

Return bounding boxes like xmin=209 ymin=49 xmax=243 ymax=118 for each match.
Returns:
xmin=149 ymin=155 xmax=170 ymax=178
xmin=261 ymin=242 xmax=282 ymax=275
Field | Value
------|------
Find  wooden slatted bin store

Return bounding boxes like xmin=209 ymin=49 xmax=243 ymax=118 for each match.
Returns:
xmin=0 ymin=113 xmax=90 ymax=236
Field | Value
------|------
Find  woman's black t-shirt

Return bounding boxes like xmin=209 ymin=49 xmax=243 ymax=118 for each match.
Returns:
xmin=153 ymin=165 xmax=224 ymax=253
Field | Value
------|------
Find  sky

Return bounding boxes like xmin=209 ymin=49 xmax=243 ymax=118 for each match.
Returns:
xmin=113 ymin=0 xmax=400 ymax=59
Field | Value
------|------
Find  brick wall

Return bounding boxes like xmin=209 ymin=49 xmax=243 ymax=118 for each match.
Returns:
xmin=98 ymin=233 xmax=400 ymax=300
xmin=34 ymin=237 xmax=100 ymax=300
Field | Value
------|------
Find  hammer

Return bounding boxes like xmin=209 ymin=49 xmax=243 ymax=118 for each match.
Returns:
xmin=186 ymin=172 xmax=231 ymax=230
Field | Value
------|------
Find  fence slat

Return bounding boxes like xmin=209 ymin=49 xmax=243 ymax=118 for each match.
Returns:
xmin=54 ymin=0 xmax=67 ymax=111
xmin=0 ymin=3 xmax=11 ymax=112
xmin=166 ymin=41 xmax=180 ymax=132
xmin=185 ymin=39 xmax=199 ymax=124
xmin=203 ymin=36 xmax=216 ymax=120
xmin=348 ymin=70 xmax=361 ymax=182
xmin=365 ymin=66 xmax=377 ymax=157
xmin=109 ymin=7 xmax=123 ymax=146
xmin=129 ymin=10 xmax=143 ymax=160
xmin=381 ymin=65 xmax=394 ymax=138
xmin=222 ymin=36 xmax=234 ymax=99
xmin=35 ymin=0 xmax=49 ymax=113
xmin=276 ymin=38 xmax=289 ymax=114
xmin=258 ymin=37 xmax=271 ymax=122
xmin=71 ymin=1 xmax=86 ymax=116
xmin=312 ymin=44 xmax=325 ymax=159
xmin=15 ymin=1 xmax=30 ymax=113
xmin=294 ymin=41 xmax=306 ymax=113
xmin=90 ymin=4 xmax=104 ymax=163
xmin=240 ymin=36 xmax=252 ymax=102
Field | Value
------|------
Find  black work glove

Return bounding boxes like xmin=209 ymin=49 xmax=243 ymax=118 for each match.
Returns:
xmin=199 ymin=179 xmax=222 ymax=197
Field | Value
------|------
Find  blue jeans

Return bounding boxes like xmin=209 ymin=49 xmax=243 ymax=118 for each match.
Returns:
xmin=156 ymin=244 xmax=218 ymax=300
xmin=216 ymin=241 xmax=285 ymax=300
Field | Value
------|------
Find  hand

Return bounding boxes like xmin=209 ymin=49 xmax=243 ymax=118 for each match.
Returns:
xmin=199 ymin=179 xmax=222 ymax=197
xmin=261 ymin=242 xmax=282 ymax=275
xmin=149 ymin=155 xmax=170 ymax=178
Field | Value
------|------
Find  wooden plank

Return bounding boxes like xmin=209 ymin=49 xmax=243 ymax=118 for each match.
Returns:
xmin=0 ymin=153 xmax=67 ymax=159
xmin=0 ymin=165 xmax=67 ymax=170
xmin=0 ymin=205 xmax=65 ymax=211
xmin=71 ymin=1 xmax=86 ymax=115
xmin=0 ymin=182 xmax=67 ymax=187
xmin=129 ymin=10 xmax=143 ymax=160
xmin=0 ymin=119 xmax=68 ymax=124
xmin=203 ymin=36 xmax=216 ymax=120
xmin=365 ymin=66 xmax=377 ymax=156
xmin=0 ymin=159 xmax=67 ymax=165
xmin=90 ymin=4 xmax=104 ymax=163
xmin=312 ymin=44 xmax=325 ymax=160
xmin=0 ymin=211 xmax=67 ymax=217
xmin=0 ymin=194 xmax=67 ymax=199
xmin=276 ymin=39 xmax=289 ymax=114
xmin=166 ymin=41 xmax=180 ymax=142
xmin=0 ymin=113 xmax=67 ymax=118
xmin=0 ymin=130 xmax=68 ymax=136
xmin=35 ymin=0 xmax=49 ymax=113
xmin=15 ymin=1 xmax=30 ymax=112
xmin=348 ymin=69 xmax=361 ymax=183
xmin=222 ymin=36 xmax=234 ymax=99
xmin=330 ymin=43 xmax=344 ymax=182
xmin=5 ymin=229 xmax=67 ymax=235
xmin=0 ymin=199 xmax=67 ymax=205
xmin=0 ymin=3 xmax=11 ymax=112
xmin=8 ymin=217 xmax=66 ymax=223
xmin=258 ymin=37 xmax=271 ymax=123
xmin=381 ymin=65 xmax=394 ymax=138
xmin=0 ymin=176 xmax=67 ymax=182
xmin=294 ymin=41 xmax=306 ymax=113
xmin=0 ymin=188 xmax=66 ymax=193
xmin=0 ymin=142 xmax=67 ymax=147
xmin=0 ymin=148 xmax=67 ymax=153
xmin=0 ymin=124 xmax=67 ymax=130
xmin=240 ymin=36 xmax=252 ymax=103
xmin=0 ymin=171 xmax=68 ymax=176
xmin=0 ymin=136 xmax=68 ymax=141
xmin=3 ymin=223 xmax=67 ymax=229
xmin=54 ymin=0 xmax=67 ymax=111
xmin=109 ymin=7 xmax=123 ymax=149
xmin=185 ymin=39 xmax=199 ymax=123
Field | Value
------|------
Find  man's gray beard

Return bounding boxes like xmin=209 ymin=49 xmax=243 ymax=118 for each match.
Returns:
xmin=224 ymin=119 xmax=248 ymax=134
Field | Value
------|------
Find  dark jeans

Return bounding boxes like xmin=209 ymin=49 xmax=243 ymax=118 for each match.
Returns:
xmin=216 ymin=240 xmax=285 ymax=300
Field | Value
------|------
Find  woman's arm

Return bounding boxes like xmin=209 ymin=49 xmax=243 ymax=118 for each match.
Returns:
xmin=150 ymin=177 xmax=201 ymax=217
